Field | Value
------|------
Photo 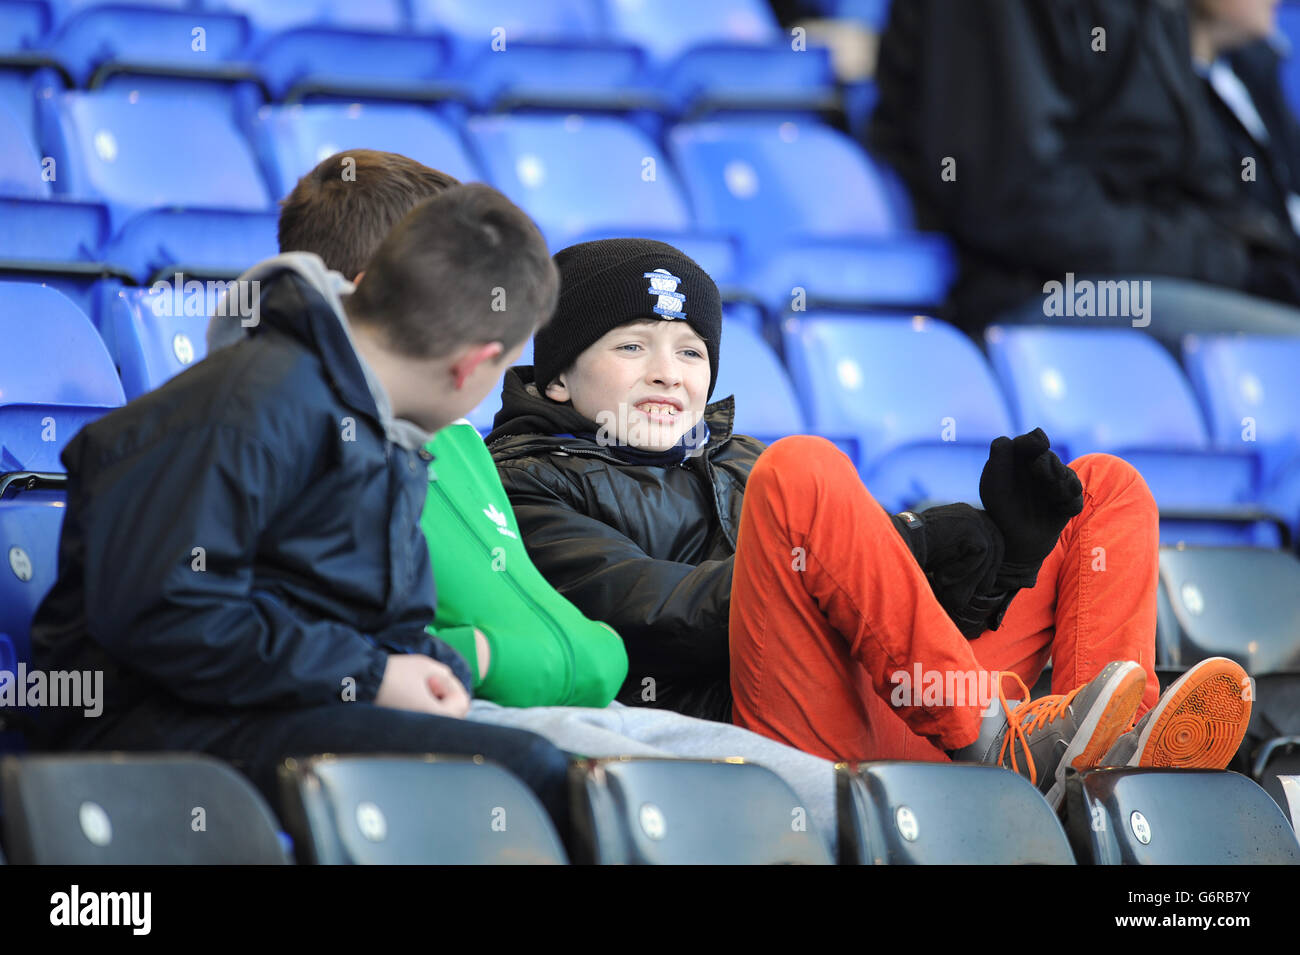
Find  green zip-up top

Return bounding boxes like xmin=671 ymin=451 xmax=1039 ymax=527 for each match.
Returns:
xmin=422 ymin=420 xmax=628 ymax=707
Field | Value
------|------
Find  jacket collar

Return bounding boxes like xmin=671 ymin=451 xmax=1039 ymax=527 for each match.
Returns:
xmin=486 ymin=364 xmax=736 ymax=459
xmin=204 ymin=252 xmax=433 ymax=452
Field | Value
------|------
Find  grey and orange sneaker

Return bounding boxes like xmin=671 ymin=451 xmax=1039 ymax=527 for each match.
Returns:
xmin=949 ymin=661 xmax=1146 ymax=810
xmin=1099 ymin=657 xmax=1252 ymax=769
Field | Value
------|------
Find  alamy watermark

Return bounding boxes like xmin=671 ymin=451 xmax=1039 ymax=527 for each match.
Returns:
xmin=1042 ymin=272 xmax=1151 ymax=328
xmin=149 ymin=272 xmax=260 ymax=327
xmin=889 ymin=664 xmax=998 ymax=710
xmin=0 ymin=664 xmax=103 ymax=717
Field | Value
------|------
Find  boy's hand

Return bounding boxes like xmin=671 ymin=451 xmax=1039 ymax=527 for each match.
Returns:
xmin=979 ymin=428 xmax=1083 ymax=588
xmin=917 ymin=503 xmax=1004 ymax=617
xmin=375 ymin=653 xmax=470 ymax=718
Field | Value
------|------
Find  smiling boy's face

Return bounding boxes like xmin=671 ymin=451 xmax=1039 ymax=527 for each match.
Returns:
xmin=544 ymin=318 xmax=710 ymax=452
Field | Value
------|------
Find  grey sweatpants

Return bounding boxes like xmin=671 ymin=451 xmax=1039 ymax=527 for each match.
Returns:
xmin=467 ymin=699 xmax=838 ymax=854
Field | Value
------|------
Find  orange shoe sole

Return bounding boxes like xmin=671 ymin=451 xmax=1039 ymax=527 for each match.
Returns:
xmin=1134 ymin=658 xmax=1252 ymax=769
xmin=1069 ymin=665 xmax=1148 ymax=772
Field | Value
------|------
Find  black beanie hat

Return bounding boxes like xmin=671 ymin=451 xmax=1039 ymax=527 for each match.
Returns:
xmin=535 ymin=238 xmax=723 ymax=399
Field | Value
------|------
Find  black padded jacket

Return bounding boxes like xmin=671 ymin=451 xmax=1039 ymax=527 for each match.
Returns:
xmin=486 ymin=366 xmax=764 ymax=723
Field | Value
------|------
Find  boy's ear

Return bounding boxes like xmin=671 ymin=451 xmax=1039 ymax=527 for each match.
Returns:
xmin=544 ymin=374 xmax=570 ymax=403
xmin=450 ymin=341 xmax=504 ymax=390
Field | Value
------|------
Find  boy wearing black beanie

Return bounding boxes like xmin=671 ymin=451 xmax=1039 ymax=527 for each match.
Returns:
xmin=487 ymin=237 xmax=1251 ymax=810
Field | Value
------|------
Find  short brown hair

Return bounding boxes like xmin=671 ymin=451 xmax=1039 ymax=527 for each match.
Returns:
xmin=277 ymin=149 xmax=460 ymax=279
xmin=346 ymin=184 xmax=559 ymax=360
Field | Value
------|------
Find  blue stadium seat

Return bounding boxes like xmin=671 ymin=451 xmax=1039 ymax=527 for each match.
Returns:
xmin=0 ymin=474 xmax=65 ymax=688
xmin=838 ymin=762 xmax=1075 ymax=864
xmin=410 ymin=0 xmax=653 ymax=112
xmin=0 ymin=102 xmax=110 ymax=266
xmin=782 ymin=314 xmax=1013 ymax=511
xmin=604 ymin=0 xmax=836 ymax=119
xmin=1182 ymin=335 xmax=1300 ymax=476
xmin=100 ymin=284 xmax=210 ymax=399
xmin=1182 ymin=334 xmax=1300 ymax=530
xmin=0 ymin=282 xmax=125 ymax=473
xmin=464 ymin=113 xmax=700 ymax=249
xmin=277 ymin=754 xmax=567 ymax=864
xmin=0 ymin=0 xmax=52 ymax=52
xmin=254 ymin=21 xmax=458 ymax=104
xmin=602 ymin=0 xmax=781 ymax=63
xmin=712 ymin=316 xmax=806 ymax=444
xmin=720 ymin=299 xmax=762 ymax=332
xmin=2 ymin=753 xmax=289 ymax=864
xmin=667 ymin=119 xmax=955 ymax=310
xmin=985 ymin=325 xmax=1275 ymax=544
xmin=670 ymin=118 xmax=909 ymax=239
xmin=676 ymin=48 xmax=838 ymax=119
xmin=39 ymin=90 xmax=277 ymax=279
xmin=467 ymin=337 xmax=533 ymax=434
xmin=1155 ymin=546 xmax=1300 ymax=675
xmin=205 ymin=0 xmax=406 ymax=37
xmin=0 ymin=274 xmax=105 ymax=326
xmin=1064 ymin=768 xmax=1300 ymax=864
xmin=0 ymin=0 xmax=60 ymax=135
xmin=251 ymin=102 xmax=480 ymax=201
xmin=44 ymin=1 xmax=255 ymax=88
xmin=0 ymin=68 xmax=57 ymax=144
xmin=569 ymin=756 xmax=832 ymax=864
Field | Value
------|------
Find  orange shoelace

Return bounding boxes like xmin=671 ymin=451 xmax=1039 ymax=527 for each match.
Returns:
xmin=995 ymin=671 xmax=1085 ymax=785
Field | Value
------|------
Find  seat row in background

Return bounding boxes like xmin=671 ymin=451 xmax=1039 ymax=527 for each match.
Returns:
xmin=1 ymin=751 xmax=1297 ymax=865
xmin=1 ymin=94 xmax=949 ymax=322
xmin=0 ymin=0 xmax=850 ymax=126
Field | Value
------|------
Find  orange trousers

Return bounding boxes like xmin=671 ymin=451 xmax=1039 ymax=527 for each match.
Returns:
xmin=729 ymin=436 xmax=1160 ymax=762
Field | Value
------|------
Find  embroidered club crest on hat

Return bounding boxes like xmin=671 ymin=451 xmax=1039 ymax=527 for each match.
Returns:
xmin=644 ymin=268 xmax=686 ymax=319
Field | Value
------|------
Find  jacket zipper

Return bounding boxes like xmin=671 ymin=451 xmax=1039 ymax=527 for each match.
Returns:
xmin=427 ymin=474 xmax=578 ymax=703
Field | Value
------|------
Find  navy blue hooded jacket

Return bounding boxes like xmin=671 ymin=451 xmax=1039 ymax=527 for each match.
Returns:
xmin=30 ymin=253 xmax=472 ymax=745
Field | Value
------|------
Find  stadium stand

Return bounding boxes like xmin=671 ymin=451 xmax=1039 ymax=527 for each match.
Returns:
xmin=837 ymin=762 xmax=1076 ymax=864
xmin=1 ymin=753 xmax=289 ymax=864
xmin=781 ymin=313 xmax=1011 ymax=510
xmin=251 ymin=101 xmax=481 ymax=199
xmin=99 ymin=284 xmax=209 ymax=399
xmin=985 ymin=325 xmax=1287 ymax=547
xmin=667 ymin=118 xmax=955 ymax=312
xmin=1182 ymin=334 xmax=1300 ymax=533
xmin=277 ymin=754 xmax=568 ymax=864
xmin=39 ymin=89 xmax=278 ymax=280
xmin=0 ymin=0 xmax=1297 ymax=870
xmin=1063 ymin=768 xmax=1300 ymax=864
xmin=1155 ymin=546 xmax=1300 ymax=675
xmin=0 ymin=473 xmax=64 ymax=721
xmin=409 ymin=0 xmax=653 ymax=114
xmin=0 ymin=281 xmax=124 ymax=473
xmin=568 ymin=757 xmax=832 ymax=864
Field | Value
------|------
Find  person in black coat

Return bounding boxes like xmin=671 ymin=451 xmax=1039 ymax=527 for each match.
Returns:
xmin=870 ymin=0 xmax=1300 ymax=341
xmin=1193 ymin=1 xmax=1300 ymax=254
xmin=28 ymin=185 xmax=577 ymax=831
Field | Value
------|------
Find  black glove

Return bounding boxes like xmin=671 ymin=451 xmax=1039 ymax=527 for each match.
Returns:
xmin=890 ymin=503 xmax=1007 ymax=639
xmin=978 ymin=428 xmax=1083 ymax=590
